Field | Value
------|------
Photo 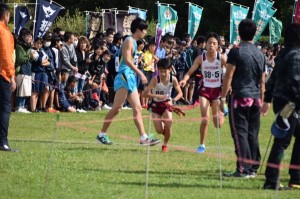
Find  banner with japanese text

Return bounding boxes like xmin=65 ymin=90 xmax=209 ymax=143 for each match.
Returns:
xmin=230 ymin=4 xmax=249 ymax=44
xmin=294 ymin=0 xmax=300 ymax=23
xmin=34 ymin=0 xmax=62 ymax=39
xmin=188 ymin=4 xmax=203 ymax=40
xmin=158 ymin=5 xmax=178 ymax=35
xmin=15 ymin=6 xmax=30 ymax=35
xmin=86 ymin=12 xmax=102 ymax=39
xmin=253 ymin=3 xmax=276 ymax=42
xmin=269 ymin=17 xmax=282 ymax=44
xmin=252 ymin=0 xmax=274 ymax=20
xmin=129 ymin=7 xmax=146 ymax=20
xmin=116 ymin=13 xmax=138 ymax=36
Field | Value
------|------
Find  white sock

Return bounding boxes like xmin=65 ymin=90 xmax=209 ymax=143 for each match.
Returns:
xmin=98 ymin=132 xmax=106 ymax=137
xmin=140 ymin=134 xmax=148 ymax=140
xmin=200 ymin=144 xmax=205 ymax=148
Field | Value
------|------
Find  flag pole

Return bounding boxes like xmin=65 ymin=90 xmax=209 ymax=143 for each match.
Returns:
xmin=155 ymin=1 xmax=175 ymax=6
xmin=292 ymin=0 xmax=298 ymax=23
xmin=225 ymin=1 xmax=248 ymax=9
xmin=115 ymin=10 xmax=117 ymax=33
xmin=13 ymin=3 xmax=16 ymax=33
xmin=32 ymin=0 xmax=38 ymax=39
xmin=252 ymin=0 xmax=258 ymax=20
xmin=49 ymin=0 xmax=65 ymax=9
xmin=187 ymin=2 xmax=190 ymax=35
xmin=102 ymin=9 xmax=105 ymax=33
xmin=85 ymin=11 xmax=88 ymax=37
xmin=184 ymin=2 xmax=203 ymax=9
xmin=229 ymin=2 xmax=233 ymax=44
xmin=127 ymin=6 xmax=147 ymax=12
xmin=157 ymin=1 xmax=160 ymax=27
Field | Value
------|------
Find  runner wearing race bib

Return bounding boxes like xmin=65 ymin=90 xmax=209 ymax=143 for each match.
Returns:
xmin=143 ymin=58 xmax=183 ymax=152
xmin=96 ymin=18 xmax=160 ymax=146
xmin=199 ymin=52 xmax=223 ymax=102
xmin=180 ymin=32 xmax=227 ymax=154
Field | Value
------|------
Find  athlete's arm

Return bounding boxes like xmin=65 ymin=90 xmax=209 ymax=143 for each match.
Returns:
xmin=221 ymin=54 xmax=227 ymax=69
xmin=221 ymin=63 xmax=235 ymax=99
xmin=180 ymin=55 xmax=201 ymax=87
xmin=172 ymin=77 xmax=183 ymax=102
xmin=142 ymin=77 xmax=157 ymax=98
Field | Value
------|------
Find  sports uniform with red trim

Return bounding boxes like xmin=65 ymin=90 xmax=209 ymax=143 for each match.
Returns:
xmin=148 ymin=75 xmax=173 ymax=115
xmin=199 ymin=52 xmax=222 ymax=102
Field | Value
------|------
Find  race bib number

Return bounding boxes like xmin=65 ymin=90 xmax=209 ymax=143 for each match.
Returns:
xmin=133 ymin=55 xmax=139 ymax=67
xmin=115 ymin=56 xmax=120 ymax=72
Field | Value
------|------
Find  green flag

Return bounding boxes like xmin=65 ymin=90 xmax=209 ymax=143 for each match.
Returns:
xmin=253 ymin=3 xmax=276 ymax=42
xmin=252 ymin=0 xmax=274 ymax=20
xmin=188 ymin=4 xmax=203 ymax=40
xmin=269 ymin=17 xmax=282 ymax=44
xmin=230 ymin=4 xmax=249 ymax=44
xmin=158 ymin=4 xmax=178 ymax=35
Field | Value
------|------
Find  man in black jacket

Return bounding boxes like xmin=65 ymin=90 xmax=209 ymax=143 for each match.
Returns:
xmin=261 ymin=23 xmax=300 ymax=190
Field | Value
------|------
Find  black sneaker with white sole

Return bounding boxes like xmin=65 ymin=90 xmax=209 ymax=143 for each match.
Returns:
xmin=223 ymin=171 xmax=250 ymax=178
xmin=140 ymin=137 xmax=161 ymax=146
xmin=96 ymin=135 xmax=113 ymax=145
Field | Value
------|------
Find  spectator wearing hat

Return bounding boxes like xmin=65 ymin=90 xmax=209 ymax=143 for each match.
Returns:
xmin=15 ymin=28 xmax=34 ymax=113
xmin=261 ymin=23 xmax=300 ymax=190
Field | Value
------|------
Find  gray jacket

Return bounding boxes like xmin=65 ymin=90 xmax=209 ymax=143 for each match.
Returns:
xmin=61 ymin=42 xmax=77 ymax=70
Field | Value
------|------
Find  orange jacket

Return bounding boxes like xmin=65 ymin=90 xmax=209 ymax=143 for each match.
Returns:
xmin=0 ymin=22 xmax=15 ymax=82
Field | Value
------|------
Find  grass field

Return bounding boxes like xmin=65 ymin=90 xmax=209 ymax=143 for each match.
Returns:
xmin=0 ymin=107 xmax=299 ymax=199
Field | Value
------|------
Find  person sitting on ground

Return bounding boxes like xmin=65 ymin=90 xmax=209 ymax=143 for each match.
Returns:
xmin=57 ymin=69 xmax=76 ymax=112
xmin=64 ymin=75 xmax=86 ymax=113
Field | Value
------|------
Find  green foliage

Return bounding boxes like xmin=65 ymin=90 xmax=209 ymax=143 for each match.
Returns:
xmin=51 ymin=9 xmax=86 ymax=35
xmin=259 ymin=36 xmax=284 ymax=44
xmin=0 ymin=108 xmax=299 ymax=198
xmin=146 ymin=18 xmax=157 ymax=36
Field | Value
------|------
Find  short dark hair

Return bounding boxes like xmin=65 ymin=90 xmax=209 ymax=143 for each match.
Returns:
xmin=18 ymin=28 xmax=32 ymax=41
xmin=206 ymin=32 xmax=220 ymax=45
xmin=61 ymin=69 xmax=69 ymax=76
xmin=161 ymin=35 xmax=170 ymax=43
xmin=67 ymin=76 xmax=78 ymax=85
xmin=0 ymin=3 xmax=9 ymax=19
xmin=148 ymin=38 xmax=156 ymax=46
xmin=157 ymin=58 xmax=172 ymax=69
xmin=137 ymin=39 xmax=145 ymax=46
xmin=51 ymin=35 xmax=61 ymax=47
xmin=131 ymin=17 xmax=148 ymax=33
xmin=196 ymin=36 xmax=206 ymax=45
xmin=63 ymin=31 xmax=74 ymax=42
xmin=105 ymin=27 xmax=115 ymax=35
xmin=284 ymin=23 xmax=300 ymax=48
xmin=53 ymin=27 xmax=62 ymax=35
xmin=102 ymin=49 xmax=113 ymax=56
xmin=238 ymin=19 xmax=257 ymax=41
xmin=113 ymin=32 xmax=123 ymax=43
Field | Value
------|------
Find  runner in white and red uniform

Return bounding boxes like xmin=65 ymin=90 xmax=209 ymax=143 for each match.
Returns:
xmin=180 ymin=32 xmax=227 ymax=153
xmin=143 ymin=58 xmax=182 ymax=152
